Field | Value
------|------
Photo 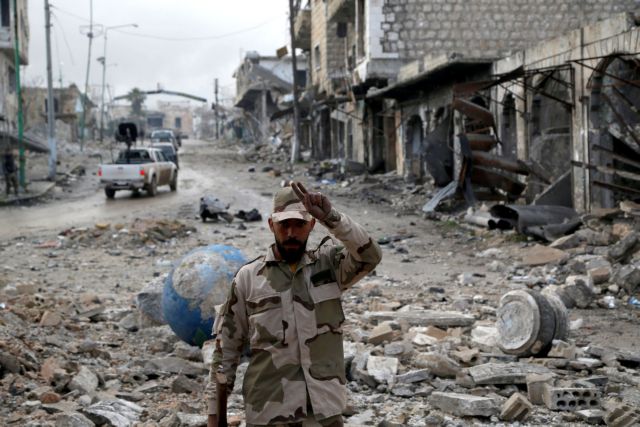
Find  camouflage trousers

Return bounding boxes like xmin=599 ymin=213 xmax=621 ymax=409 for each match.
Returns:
xmin=5 ymin=172 xmax=18 ymax=196
xmin=247 ymin=414 xmax=343 ymax=427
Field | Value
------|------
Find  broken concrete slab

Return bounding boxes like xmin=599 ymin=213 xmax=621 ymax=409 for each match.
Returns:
xmin=608 ymin=232 xmax=639 ymax=263
xmin=68 ymin=366 xmax=99 ymax=395
xmin=368 ymin=323 xmax=395 ymax=346
xmin=145 ymin=357 xmax=207 ymax=378
xmin=468 ymin=363 xmax=552 ymax=386
xmin=364 ymin=310 xmax=475 ymax=328
xmin=82 ymin=399 xmax=143 ymax=427
xmin=520 ymin=245 xmax=570 ymax=267
xmin=367 ymin=356 xmax=399 ymax=384
xmin=500 ymin=392 xmax=533 ymax=421
xmin=395 ymin=369 xmax=431 ymax=384
xmin=576 ymin=409 xmax=605 ymax=425
xmin=429 ymin=392 xmax=499 ymax=417
xmin=54 ymin=412 xmax=95 ymax=427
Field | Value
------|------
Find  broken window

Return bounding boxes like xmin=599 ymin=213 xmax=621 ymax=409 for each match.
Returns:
xmin=588 ymin=55 xmax=640 ymax=208
xmin=0 ymin=0 xmax=9 ymax=28
xmin=44 ymin=98 xmax=60 ymax=114
xmin=175 ymin=117 xmax=182 ymax=129
xmin=314 ymin=45 xmax=321 ymax=70
xmin=356 ymin=0 xmax=365 ymax=61
xmin=8 ymin=66 xmax=15 ymax=93
xmin=405 ymin=115 xmax=424 ymax=181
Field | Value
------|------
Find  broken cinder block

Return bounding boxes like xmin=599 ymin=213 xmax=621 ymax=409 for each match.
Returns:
xmin=542 ymin=383 xmax=601 ymax=411
xmin=500 ymin=392 xmax=533 ymax=422
xmin=604 ymin=403 xmax=640 ymax=427
xmin=526 ymin=372 xmax=555 ymax=405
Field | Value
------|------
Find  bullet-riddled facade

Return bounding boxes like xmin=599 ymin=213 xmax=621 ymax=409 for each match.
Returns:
xmin=0 ymin=0 xmax=28 ymax=136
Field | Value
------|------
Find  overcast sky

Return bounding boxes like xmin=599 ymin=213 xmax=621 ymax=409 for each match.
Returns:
xmin=23 ymin=0 xmax=291 ymax=108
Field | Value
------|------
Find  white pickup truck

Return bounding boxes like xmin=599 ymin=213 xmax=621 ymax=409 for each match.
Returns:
xmin=98 ymin=148 xmax=178 ymax=198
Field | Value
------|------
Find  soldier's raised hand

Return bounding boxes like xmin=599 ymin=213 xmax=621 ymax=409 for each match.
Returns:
xmin=291 ymin=182 xmax=332 ymax=221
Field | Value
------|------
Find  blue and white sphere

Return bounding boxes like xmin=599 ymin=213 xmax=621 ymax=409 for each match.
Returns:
xmin=162 ymin=245 xmax=247 ymax=347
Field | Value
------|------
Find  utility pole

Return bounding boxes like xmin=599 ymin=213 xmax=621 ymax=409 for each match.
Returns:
xmin=288 ymin=0 xmax=302 ymax=163
xmin=214 ymin=78 xmax=219 ymax=139
xmin=79 ymin=0 xmax=94 ymax=152
xmin=45 ymin=0 xmax=57 ymax=180
xmin=11 ymin=0 xmax=24 ymax=188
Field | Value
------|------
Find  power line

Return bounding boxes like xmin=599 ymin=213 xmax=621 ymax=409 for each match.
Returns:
xmin=51 ymin=12 xmax=75 ymax=65
xmin=51 ymin=4 xmax=279 ymax=42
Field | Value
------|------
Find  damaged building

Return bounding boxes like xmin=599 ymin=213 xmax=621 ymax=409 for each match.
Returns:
xmin=237 ymin=0 xmax=640 ymax=212
xmin=0 ymin=0 xmax=28 ymax=143
xmin=233 ymin=51 xmax=308 ymax=144
xmin=492 ymin=12 xmax=640 ymax=212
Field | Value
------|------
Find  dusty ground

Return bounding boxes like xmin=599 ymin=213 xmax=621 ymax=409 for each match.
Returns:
xmin=0 ymin=139 xmax=639 ymax=426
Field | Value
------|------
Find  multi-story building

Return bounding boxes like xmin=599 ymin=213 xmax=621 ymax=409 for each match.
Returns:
xmin=0 ymin=0 xmax=28 ymax=137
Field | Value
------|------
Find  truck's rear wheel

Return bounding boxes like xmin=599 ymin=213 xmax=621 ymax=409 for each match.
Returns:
xmin=147 ymin=176 xmax=158 ymax=197
xmin=105 ymin=188 xmax=116 ymax=199
xmin=170 ymin=173 xmax=178 ymax=191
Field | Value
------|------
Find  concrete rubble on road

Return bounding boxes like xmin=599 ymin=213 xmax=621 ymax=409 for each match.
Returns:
xmin=1 ymin=144 xmax=640 ymax=426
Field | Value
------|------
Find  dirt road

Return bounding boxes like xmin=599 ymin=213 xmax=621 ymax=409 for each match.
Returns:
xmin=1 ymin=139 xmax=638 ymax=426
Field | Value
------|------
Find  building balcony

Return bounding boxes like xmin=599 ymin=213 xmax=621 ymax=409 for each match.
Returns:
xmin=327 ymin=0 xmax=355 ymax=23
xmin=294 ymin=9 xmax=311 ymax=50
xmin=0 ymin=26 xmax=29 ymax=65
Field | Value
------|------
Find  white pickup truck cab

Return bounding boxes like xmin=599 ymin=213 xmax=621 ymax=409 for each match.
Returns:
xmin=99 ymin=148 xmax=178 ymax=198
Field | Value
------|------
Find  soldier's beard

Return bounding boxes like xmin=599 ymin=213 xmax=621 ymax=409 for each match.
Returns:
xmin=275 ymin=238 xmax=308 ymax=263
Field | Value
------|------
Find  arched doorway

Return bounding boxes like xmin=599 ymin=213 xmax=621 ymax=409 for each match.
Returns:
xmin=527 ymin=69 xmax=573 ymax=203
xmin=588 ymin=55 xmax=640 ymax=209
xmin=405 ymin=115 xmax=424 ymax=181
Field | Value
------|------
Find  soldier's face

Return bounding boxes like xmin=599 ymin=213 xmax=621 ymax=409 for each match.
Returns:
xmin=269 ymin=218 xmax=315 ymax=262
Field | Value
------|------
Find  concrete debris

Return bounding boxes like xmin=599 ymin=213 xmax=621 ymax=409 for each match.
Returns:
xmin=68 ymin=366 xmax=99 ymax=395
xmin=368 ymin=322 xmax=395 ymax=345
xmin=604 ymin=403 xmax=640 ymax=427
xmin=82 ymin=399 xmax=143 ymax=427
xmin=500 ymin=392 xmax=533 ymax=421
xmin=366 ymin=356 xmax=399 ymax=384
xmin=429 ymin=391 xmax=499 ymax=417
xmin=365 ymin=310 xmax=475 ymax=327
xmin=468 ymin=362 xmax=552 ymax=385
xmin=526 ymin=373 xmax=555 ymax=405
xmin=542 ymin=383 xmax=601 ymax=411
xmin=54 ymin=412 xmax=96 ymax=427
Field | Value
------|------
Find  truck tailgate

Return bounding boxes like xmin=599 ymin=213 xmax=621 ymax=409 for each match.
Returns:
xmin=101 ymin=164 xmax=144 ymax=181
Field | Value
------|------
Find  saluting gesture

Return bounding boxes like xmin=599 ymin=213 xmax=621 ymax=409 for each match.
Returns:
xmin=291 ymin=182 xmax=332 ymax=221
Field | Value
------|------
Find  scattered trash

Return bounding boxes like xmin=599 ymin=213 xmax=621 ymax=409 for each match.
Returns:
xmin=200 ymin=196 xmax=234 ymax=223
xmin=234 ymin=208 xmax=262 ymax=222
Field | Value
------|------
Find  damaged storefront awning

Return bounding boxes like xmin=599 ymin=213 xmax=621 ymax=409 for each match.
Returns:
xmin=367 ymin=56 xmax=494 ymax=101
xmin=0 ymin=131 xmax=50 ymax=154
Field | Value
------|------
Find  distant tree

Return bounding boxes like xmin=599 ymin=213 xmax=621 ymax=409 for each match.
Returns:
xmin=126 ymin=88 xmax=146 ymax=117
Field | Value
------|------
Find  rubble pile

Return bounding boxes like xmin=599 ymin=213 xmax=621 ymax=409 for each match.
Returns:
xmin=57 ymin=219 xmax=197 ymax=248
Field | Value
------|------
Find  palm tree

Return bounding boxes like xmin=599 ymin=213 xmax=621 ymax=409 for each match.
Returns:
xmin=126 ymin=88 xmax=146 ymax=117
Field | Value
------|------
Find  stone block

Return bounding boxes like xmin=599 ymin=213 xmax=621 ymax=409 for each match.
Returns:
xmin=368 ymin=323 xmax=395 ymax=345
xmin=548 ymin=340 xmax=576 ymax=359
xmin=395 ymin=369 xmax=430 ymax=384
xmin=367 ymin=356 xmax=399 ymax=385
xmin=526 ymin=372 xmax=554 ymax=405
xmin=542 ymin=383 xmax=601 ymax=411
xmin=429 ymin=392 xmax=498 ymax=417
xmin=500 ymin=392 xmax=533 ymax=421
xmin=588 ymin=266 xmax=611 ymax=284
xmin=69 ymin=366 xmax=99 ymax=395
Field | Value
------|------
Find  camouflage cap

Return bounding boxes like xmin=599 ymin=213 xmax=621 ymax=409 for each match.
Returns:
xmin=271 ymin=186 xmax=312 ymax=222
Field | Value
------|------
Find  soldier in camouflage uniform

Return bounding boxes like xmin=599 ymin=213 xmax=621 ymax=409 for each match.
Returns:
xmin=206 ymin=182 xmax=382 ymax=427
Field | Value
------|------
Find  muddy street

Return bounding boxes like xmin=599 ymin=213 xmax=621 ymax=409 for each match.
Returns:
xmin=1 ymin=138 xmax=639 ymax=427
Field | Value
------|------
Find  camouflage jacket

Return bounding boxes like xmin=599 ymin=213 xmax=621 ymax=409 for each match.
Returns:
xmin=206 ymin=210 xmax=382 ymax=425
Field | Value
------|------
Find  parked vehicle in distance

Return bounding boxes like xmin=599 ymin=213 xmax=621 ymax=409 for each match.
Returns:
xmin=150 ymin=129 xmax=179 ymax=150
xmin=150 ymin=142 xmax=179 ymax=169
xmin=98 ymin=148 xmax=178 ymax=198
